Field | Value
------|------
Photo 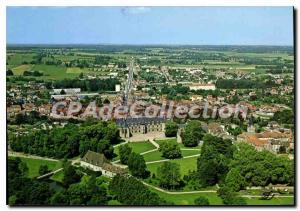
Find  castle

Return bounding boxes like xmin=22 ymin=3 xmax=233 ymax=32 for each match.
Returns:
xmin=116 ymin=117 xmax=166 ymax=138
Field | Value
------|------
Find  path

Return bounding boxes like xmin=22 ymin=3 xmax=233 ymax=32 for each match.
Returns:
xmin=142 ymin=181 xmax=294 ymax=198
xmin=149 ymin=139 xmax=160 ymax=148
xmin=142 ymin=181 xmax=217 ymax=194
xmin=140 ymin=148 xmax=158 ymax=155
xmin=180 ymin=148 xmax=201 ymax=151
xmin=37 ymin=168 xmax=63 ymax=180
xmin=146 ymin=154 xmax=200 ymax=164
xmin=241 ymin=195 xmax=294 ymax=198
xmin=8 ymin=151 xmax=59 ymax=162
xmin=113 ymin=141 xmax=129 ymax=148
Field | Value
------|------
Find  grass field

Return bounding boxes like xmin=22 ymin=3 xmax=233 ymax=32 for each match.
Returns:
xmin=147 ymin=156 xmax=198 ymax=177
xmin=17 ymin=157 xmax=62 ymax=178
xmin=149 ymin=186 xmax=294 ymax=206
xmin=113 ymin=141 xmax=157 ymax=161
xmin=31 ymin=64 xmax=80 ymax=80
xmin=66 ymin=67 xmax=84 ymax=74
xmin=143 ymin=150 xmax=164 ymax=162
xmin=155 ymin=139 xmax=201 ymax=149
xmin=12 ymin=64 xmax=34 ymax=75
xmin=107 ymin=200 xmax=122 ymax=205
xmin=7 ymin=53 xmax=36 ymax=68
xmin=50 ymin=170 xmax=64 ymax=182
xmin=181 ymin=150 xmax=201 ymax=157
xmin=244 ymin=197 xmax=294 ymax=205
xmin=149 ymin=187 xmax=223 ymax=205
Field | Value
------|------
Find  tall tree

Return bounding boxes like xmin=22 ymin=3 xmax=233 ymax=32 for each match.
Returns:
xmin=157 ymin=162 xmax=181 ymax=190
xmin=128 ymin=152 xmax=149 ymax=178
xmin=181 ymin=120 xmax=205 ymax=147
xmin=165 ymin=121 xmax=178 ymax=137
xmin=119 ymin=144 xmax=132 ymax=165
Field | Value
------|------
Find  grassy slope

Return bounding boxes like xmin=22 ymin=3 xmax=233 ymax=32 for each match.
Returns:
xmin=12 ymin=64 xmax=34 ymax=75
xmin=113 ymin=141 xmax=157 ymax=161
xmin=147 ymin=156 xmax=198 ymax=177
xmin=17 ymin=157 xmax=62 ymax=178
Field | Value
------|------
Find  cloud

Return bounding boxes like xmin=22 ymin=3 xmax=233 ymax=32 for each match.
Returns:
xmin=121 ymin=7 xmax=151 ymax=15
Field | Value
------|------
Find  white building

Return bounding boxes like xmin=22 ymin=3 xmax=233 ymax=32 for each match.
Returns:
xmin=188 ymin=83 xmax=216 ymax=91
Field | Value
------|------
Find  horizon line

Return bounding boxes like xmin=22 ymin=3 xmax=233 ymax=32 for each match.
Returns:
xmin=6 ymin=43 xmax=294 ymax=47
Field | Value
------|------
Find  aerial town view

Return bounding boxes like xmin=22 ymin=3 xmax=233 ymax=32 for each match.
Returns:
xmin=6 ymin=7 xmax=295 ymax=206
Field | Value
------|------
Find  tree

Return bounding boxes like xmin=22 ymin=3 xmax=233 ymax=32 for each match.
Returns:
xmin=7 ymin=69 xmax=14 ymax=76
xmin=39 ymin=165 xmax=49 ymax=175
xmin=157 ymin=162 xmax=181 ymax=189
xmin=225 ymin=168 xmax=245 ymax=192
xmin=272 ymin=109 xmax=293 ymax=124
xmin=230 ymin=143 xmax=293 ymax=187
xmin=60 ymin=89 xmax=66 ymax=95
xmin=165 ymin=121 xmax=178 ymax=137
xmin=159 ymin=141 xmax=182 ymax=159
xmin=196 ymin=134 xmax=234 ymax=187
xmin=217 ymin=185 xmax=246 ymax=205
xmin=194 ymin=196 xmax=210 ymax=205
xmin=109 ymin=174 xmax=167 ymax=205
xmin=181 ymin=120 xmax=205 ymax=147
xmin=119 ymin=144 xmax=132 ymax=165
xmin=128 ymin=152 xmax=149 ymax=178
xmin=62 ymin=162 xmax=81 ymax=187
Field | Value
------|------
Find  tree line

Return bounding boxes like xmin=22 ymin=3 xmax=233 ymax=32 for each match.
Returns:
xmin=9 ymin=121 xmax=121 ymax=159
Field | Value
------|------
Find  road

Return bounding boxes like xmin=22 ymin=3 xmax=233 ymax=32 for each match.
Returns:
xmin=8 ymin=151 xmax=59 ymax=162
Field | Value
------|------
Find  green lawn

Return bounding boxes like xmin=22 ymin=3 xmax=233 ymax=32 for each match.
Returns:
xmin=149 ymin=185 xmax=294 ymax=205
xmin=147 ymin=156 xmax=198 ymax=177
xmin=155 ymin=138 xmax=201 ymax=149
xmin=107 ymin=200 xmax=122 ymax=205
xmin=245 ymin=197 xmax=294 ymax=205
xmin=16 ymin=157 xmax=62 ymax=178
xmin=113 ymin=141 xmax=157 ymax=161
xmin=143 ymin=150 xmax=164 ymax=162
xmin=148 ymin=186 xmax=223 ymax=205
xmin=50 ymin=170 xmax=64 ymax=182
xmin=181 ymin=150 xmax=201 ymax=157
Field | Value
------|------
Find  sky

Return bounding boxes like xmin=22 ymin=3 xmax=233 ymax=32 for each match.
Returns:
xmin=6 ymin=6 xmax=294 ymax=45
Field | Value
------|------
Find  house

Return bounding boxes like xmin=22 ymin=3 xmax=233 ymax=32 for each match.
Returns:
xmin=39 ymin=104 xmax=52 ymax=116
xmin=51 ymin=88 xmax=81 ymax=95
xmin=207 ymin=122 xmax=234 ymax=141
xmin=237 ymin=130 xmax=293 ymax=153
xmin=80 ymin=151 xmax=127 ymax=177
xmin=7 ymin=105 xmax=22 ymax=117
xmin=237 ymin=132 xmax=269 ymax=151
xmin=190 ymin=95 xmax=203 ymax=102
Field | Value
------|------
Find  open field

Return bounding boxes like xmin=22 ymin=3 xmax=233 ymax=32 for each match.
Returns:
xmin=66 ymin=67 xmax=84 ymax=74
xmin=147 ymin=156 xmax=198 ymax=177
xmin=113 ymin=141 xmax=157 ymax=161
xmin=15 ymin=157 xmax=62 ymax=178
xmin=7 ymin=53 xmax=36 ymax=68
xmin=31 ymin=64 xmax=79 ymax=80
xmin=12 ymin=64 xmax=34 ymax=75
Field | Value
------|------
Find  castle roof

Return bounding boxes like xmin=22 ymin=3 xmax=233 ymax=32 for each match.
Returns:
xmin=116 ymin=117 xmax=166 ymax=127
